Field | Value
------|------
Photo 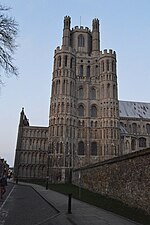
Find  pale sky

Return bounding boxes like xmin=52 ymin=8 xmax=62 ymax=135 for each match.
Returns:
xmin=0 ymin=0 xmax=150 ymax=166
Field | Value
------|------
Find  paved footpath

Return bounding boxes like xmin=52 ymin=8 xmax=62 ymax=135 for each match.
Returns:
xmin=16 ymin=182 xmax=142 ymax=225
xmin=0 ymin=183 xmax=57 ymax=225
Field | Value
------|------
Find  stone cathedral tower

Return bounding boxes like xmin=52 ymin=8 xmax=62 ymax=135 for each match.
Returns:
xmin=14 ymin=16 xmax=150 ymax=183
xmin=49 ymin=16 xmax=120 ymax=182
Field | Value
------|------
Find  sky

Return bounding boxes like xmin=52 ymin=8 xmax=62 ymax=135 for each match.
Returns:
xmin=0 ymin=0 xmax=150 ymax=167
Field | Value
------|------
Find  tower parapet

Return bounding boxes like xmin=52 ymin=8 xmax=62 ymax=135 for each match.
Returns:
xmin=100 ymin=49 xmax=116 ymax=57
xmin=54 ymin=46 xmax=76 ymax=55
xmin=99 ymin=49 xmax=117 ymax=74
xmin=72 ymin=26 xmax=91 ymax=34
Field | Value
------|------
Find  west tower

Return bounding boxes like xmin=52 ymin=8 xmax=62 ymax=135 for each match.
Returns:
xmin=49 ymin=16 xmax=120 ymax=182
xmin=13 ymin=16 xmax=150 ymax=183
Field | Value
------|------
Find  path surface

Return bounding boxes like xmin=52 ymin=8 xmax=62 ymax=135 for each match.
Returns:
xmin=0 ymin=183 xmax=57 ymax=225
xmin=0 ymin=181 xmax=142 ymax=225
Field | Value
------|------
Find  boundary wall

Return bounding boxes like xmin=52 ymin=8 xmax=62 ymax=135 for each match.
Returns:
xmin=72 ymin=148 xmax=150 ymax=215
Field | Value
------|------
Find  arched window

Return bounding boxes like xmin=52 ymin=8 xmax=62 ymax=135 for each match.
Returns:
xmin=78 ymin=105 xmax=84 ymax=116
xmin=61 ymin=126 xmax=63 ymax=136
xmin=82 ymin=120 xmax=84 ymax=127
xmin=57 ymin=103 xmax=60 ymax=113
xmin=91 ymin=105 xmax=97 ymax=117
xmin=60 ymin=142 xmax=63 ymax=153
xmin=62 ymin=80 xmax=65 ymax=94
xmin=131 ymin=138 xmax=136 ymax=150
xmin=90 ymin=87 xmax=96 ymax=99
xmin=95 ymin=65 xmax=98 ymax=76
xmin=70 ymin=57 xmax=73 ymax=69
xmin=51 ymin=126 xmax=54 ymax=136
xmin=51 ymin=142 xmax=54 ymax=154
xmin=146 ymin=124 xmax=150 ymax=134
xmin=80 ymin=65 xmax=83 ymax=76
xmin=101 ymin=60 xmax=104 ymax=72
xmin=87 ymin=66 xmax=90 ymax=77
xmin=139 ymin=137 xmax=146 ymax=148
xmin=79 ymin=87 xmax=83 ymax=99
xmin=128 ymin=124 xmax=131 ymax=133
xmin=106 ymin=59 xmax=109 ymax=71
xmin=61 ymin=118 xmax=64 ymax=124
xmin=132 ymin=123 xmax=137 ymax=134
xmin=56 ymin=80 xmax=60 ymax=95
xmin=113 ymin=85 xmax=116 ymax=98
xmin=57 ymin=126 xmax=59 ymax=136
xmin=65 ymin=142 xmax=68 ymax=154
xmin=78 ymin=141 xmax=84 ymax=155
xmin=78 ymin=34 xmax=85 ymax=47
xmin=112 ymin=60 xmax=115 ymax=72
xmin=125 ymin=140 xmax=130 ymax=149
xmin=91 ymin=142 xmax=97 ymax=155
xmin=66 ymin=103 xmax=69 ymax=113
xmin=107 ymin=83 xmax=110 ymax=98
xmin=58 ymin=56 xmax=61 ymax=67
xmin=65 ymin=55 xmax=67 ymax=67
xmin=66 ymin=80 xmax=69 ymax=94
xmin=62 ymin=102 xmax=64 ymax=112
xmin=56 ymin=142 xmax=59 ymax=153
xmin=70 ymin=81 xmax=72 ymax=96
xmin=102 ymin=84 xmax=104 ymax=98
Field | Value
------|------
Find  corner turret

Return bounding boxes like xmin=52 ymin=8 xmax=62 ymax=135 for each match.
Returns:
xmin=92 ymin=18 xmax=100 ymax=54
xmin=62 ymin=16 xmax=71 ymax=48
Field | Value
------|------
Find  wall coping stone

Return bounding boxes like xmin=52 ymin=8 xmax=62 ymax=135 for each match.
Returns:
xmin=73 ymin=148 xmax=150 ymax=172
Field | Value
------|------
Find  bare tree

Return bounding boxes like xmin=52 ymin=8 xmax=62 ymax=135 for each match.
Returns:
xmin=0 ymin=5 xmax=18 ymax=85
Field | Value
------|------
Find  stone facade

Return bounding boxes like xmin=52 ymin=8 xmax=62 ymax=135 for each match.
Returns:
xmin=48 ymin=16 xmax=120 ymax=183
xmin=14 ymin=16 xmax=150 ymax=183
xmin=14 ymin=109 xmax=48 ymax=179
xmin=72 ymin=148 xmax=150 ymax=215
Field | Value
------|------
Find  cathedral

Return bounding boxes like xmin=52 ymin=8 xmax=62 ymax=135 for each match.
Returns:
xmin=14 ymin=16 xmax=150 ymax=183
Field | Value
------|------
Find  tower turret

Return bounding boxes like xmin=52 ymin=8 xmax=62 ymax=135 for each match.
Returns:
xmin=92 ymin=18 xmax=100 ymax=54
xmin=99 ymin=49 xmax=120 ymax=160
xmin=62 ymin=16 xmax=71 ymax=48
xmin=49 ymin=19 xmax=76 ymax=182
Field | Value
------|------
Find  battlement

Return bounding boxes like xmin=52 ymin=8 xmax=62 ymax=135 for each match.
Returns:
xmin=92 ymin=18 xmax=99 ymax=23
xmin=54 ymin=46 xmax=76 ymax=55
xmin=72 ymin=26 xmax=91 ymax=33
xmin=64 ymin=15 xmax=71 ymax=20
xmin=100 ymin=49 xmax=116 ymax=57
xmin=55 ymin=46 xmax=61 ymax=54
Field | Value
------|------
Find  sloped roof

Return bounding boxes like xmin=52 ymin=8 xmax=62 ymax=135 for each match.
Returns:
xmin=119 ymin=100 xmax=150 ymax=119
xmin=120 ymin=124 xmax=128 ymax=134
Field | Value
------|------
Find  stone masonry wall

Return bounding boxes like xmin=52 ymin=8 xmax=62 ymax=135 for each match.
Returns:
xmin=72 ymin=148 xmax=150 ymax=215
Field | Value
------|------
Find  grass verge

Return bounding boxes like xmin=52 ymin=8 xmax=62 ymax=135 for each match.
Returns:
xmin=49 ymin=183 xmax=150 ymax=225
xmin=20 ymin=179 xmax=150 ymax=225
